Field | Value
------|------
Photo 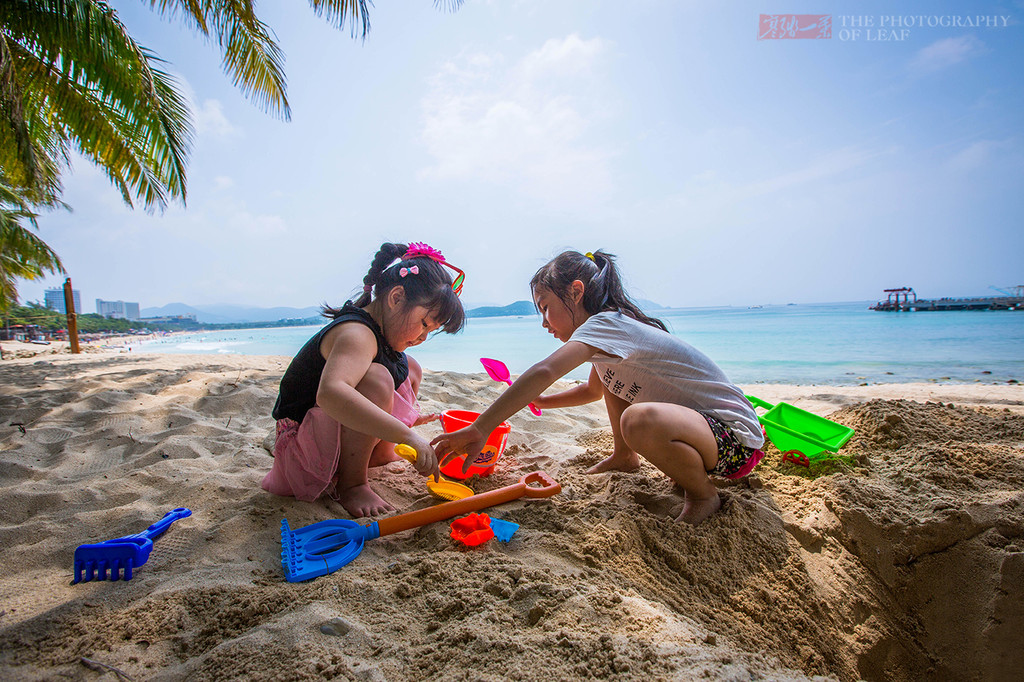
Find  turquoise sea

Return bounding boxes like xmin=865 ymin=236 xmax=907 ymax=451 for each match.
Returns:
xmin=135 ymin=302 xmax=1024 ymax=385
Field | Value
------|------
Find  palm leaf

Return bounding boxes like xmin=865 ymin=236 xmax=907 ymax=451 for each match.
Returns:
xmin=1 ymin=0 xmax=193 ymax=210
xmin=308 ymin=0 xmax=371 ymax=36
xmin=0 ymin=198 xmax=65 ymax=312
xmin=209 ymin=0 xmax=289 ymax=119
xmin=145 ymin=0 xmax=290 ymax=119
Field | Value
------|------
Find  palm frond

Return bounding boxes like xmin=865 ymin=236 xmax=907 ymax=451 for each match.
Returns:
xmin=208 ymin=0 xmax=290 ymax=120
xmin=145 ymin=0 xmax=209 ymax=34
xmin=433 ymin=1 xmax=465 ymax=13
xmin=0 ymin=202 xmax=65 ymax=312
xmin=308 ymin=0 xmax=371 ymax=37
xmin=0 ymin=30 xmax=41 ymax=185
xmin=1 ymin=0 xmax=193 ymax=210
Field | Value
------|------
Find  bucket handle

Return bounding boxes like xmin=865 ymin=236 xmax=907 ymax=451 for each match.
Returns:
xmin=746 ymin=395 xmax=775 ymax=411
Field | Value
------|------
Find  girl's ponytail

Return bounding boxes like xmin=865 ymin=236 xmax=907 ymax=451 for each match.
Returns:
xmin=532 ymin=250 xmax=667 ymax=332
xmin=324 ymin=243 xmax=407 ymax=315
xmin=582 ymin=251 xmax=613 ymax=311
xmin=588 ymin=250 xmax=667 ymax=331
xmin=359 ymin=243 xmax=408 ymax=308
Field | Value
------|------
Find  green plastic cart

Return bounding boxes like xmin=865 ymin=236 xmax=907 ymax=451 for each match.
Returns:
xmin=746 ymin=395 xmax=855 ymax=466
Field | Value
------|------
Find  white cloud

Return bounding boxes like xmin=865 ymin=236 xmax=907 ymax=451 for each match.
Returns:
xmin=213 ymin=176 xmax=234 ymax=191
xmin=517 ymin=33 xmax=606 ymax=80
xmin=909 ymin=36 xmax=983 ymax=74
xmin=944 ymin=139 xmax=1010 ymax=173
xmin=226 ymin=210 xmax=288 ymax=237
xmin=671 ymin=144 xmax=887 ymax=210
xmin=743 ymin=147 xmax=888 ymax=197
xmin=187 ymin=193 xmax=289 ymax=239
xmin=194 ymin=99 xmax=239 ymax=137
xmin=417 ymin=34 xmax=615 ymax=208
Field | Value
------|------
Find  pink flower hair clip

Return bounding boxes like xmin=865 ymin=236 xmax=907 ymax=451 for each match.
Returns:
xmin=400 ymin=241 xmax=466 ymax=296
xmin=404 ymin=242 xmax=445 ymax=263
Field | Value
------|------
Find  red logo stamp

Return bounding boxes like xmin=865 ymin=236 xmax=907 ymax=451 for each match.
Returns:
xmin=758 ymin=14 xmax=832 ymax=39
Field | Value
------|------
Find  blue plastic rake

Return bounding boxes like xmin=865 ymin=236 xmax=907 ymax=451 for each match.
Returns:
xmin=72 ymin=508 xmax=192 ymax=584
xmin=280 ymin=471 xmax=562 ymax=582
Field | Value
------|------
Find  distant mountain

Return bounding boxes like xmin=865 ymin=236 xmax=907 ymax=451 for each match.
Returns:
xmin=467 ymin=300 xmax=537 ymax=318
xmin=140 ymin=297 xmax=666 ymax=323
xmin=141 ymin=303 xmax=321 ymax=324
xmin=199 ymin=304 xmax=322 ymax=323
xmin=140 ymin=302 xmax=212 ymax=320
xmin=636 ymin=298 xmax=668 ymax=311
xmin=465 ymin=298 xmax=669 ymax=318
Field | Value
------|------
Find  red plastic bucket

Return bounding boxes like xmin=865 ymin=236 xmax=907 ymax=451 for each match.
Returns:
xmin=439 ymin=409 xmax=511 ymax=479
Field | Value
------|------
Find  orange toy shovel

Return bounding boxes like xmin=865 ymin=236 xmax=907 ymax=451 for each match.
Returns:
xmin=280 ymin=471 xmax=561 ymax=581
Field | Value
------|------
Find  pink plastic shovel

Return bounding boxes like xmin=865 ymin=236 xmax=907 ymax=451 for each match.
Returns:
xmin=480 ymin=358 xmax=542 ymax=416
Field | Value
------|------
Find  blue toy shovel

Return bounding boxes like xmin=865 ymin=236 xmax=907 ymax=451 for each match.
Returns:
xmin=72 ymin=508 xmax=192 ymax=584
xmin=281 ymin=471 xmax=560 ymax=581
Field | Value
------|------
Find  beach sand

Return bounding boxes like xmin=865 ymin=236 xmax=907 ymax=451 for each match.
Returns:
xmin=1 ymin=351 xmax=1022 ymax=681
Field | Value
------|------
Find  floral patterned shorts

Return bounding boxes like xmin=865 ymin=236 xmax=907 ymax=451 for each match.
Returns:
xmin=699 ymin=412 xmax=764 ymax=479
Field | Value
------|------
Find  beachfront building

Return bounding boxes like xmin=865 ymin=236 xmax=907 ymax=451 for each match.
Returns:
xmin=44 ymin=287 xmax=81 ymax=314
xmin=96 ymin=299 xmax=141 ymax=321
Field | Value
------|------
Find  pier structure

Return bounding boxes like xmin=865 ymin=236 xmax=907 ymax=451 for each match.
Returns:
xmin=871 ymin=286 xmax=1024 ymax=311
xmin=873 ymin=287 xmax=917 ymax=310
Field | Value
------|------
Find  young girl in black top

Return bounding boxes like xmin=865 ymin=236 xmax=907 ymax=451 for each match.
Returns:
xmin=264 ymin=242 xmax=465 ymax=517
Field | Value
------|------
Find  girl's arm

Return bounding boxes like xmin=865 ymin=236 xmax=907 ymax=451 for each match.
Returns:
xmin=533 ymin=365 xmax=603 ymax=409
xmin=316 ymin=324 xmax=439 ymax=477
xmin=433 ymin=341 xmax=596 ymax=471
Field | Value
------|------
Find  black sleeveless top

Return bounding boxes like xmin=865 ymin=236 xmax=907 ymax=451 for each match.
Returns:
xmin=272 ymin=302 xmax=409 ymax=423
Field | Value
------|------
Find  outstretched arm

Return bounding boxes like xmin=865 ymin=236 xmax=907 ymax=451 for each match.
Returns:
xmin=533 ymin=365 xmax=603 ymax=409
xmin=433 ymin=341 xmax=597 ymax=471
xmin=473 ymin=341 xmax=596 ymax=433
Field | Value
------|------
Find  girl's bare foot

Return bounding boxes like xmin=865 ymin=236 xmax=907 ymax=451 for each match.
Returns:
xmin=676 ymin=492 xmax=721 ymax=525
xmin=334 ymin=483 xmax=394 ymax=518
xmin=587 ymin=451 xmax=641 ymax=474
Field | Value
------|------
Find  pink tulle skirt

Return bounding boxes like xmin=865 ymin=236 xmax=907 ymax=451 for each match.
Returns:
xmin=261 ymin=377 xmax=420 ymax=501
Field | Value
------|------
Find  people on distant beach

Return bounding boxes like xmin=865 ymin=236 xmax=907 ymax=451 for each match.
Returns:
xmin=432 ymin=249 xmax=763 ymax=525
xmin=263 ymin=242 xmax=466 ymax=517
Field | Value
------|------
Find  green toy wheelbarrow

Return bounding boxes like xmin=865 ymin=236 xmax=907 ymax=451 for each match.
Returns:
xmin=746 ymin=395 xmax=855 ymax=466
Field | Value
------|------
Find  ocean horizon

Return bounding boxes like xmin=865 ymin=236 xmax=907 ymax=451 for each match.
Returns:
xmin=134 ymin=301 xmax=1024 ymax=386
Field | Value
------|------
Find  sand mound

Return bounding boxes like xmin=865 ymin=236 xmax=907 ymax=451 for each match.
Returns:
xmin=1 ymin=355 xmax=1022 ymax=681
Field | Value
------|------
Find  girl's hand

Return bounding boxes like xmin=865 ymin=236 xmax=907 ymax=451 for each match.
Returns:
xmin=403 ymin=434 xmax=440 ymax=480
xmin=413 ymin=412 xmax=440 ymax=427
xmin=431 ymin=425 xmax=486 ymax=475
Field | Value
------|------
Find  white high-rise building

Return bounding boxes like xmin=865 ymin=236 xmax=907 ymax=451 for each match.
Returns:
xmin=96 ymin=299 xmax=141 ymax=321
xmin=44 ymin=288 xmax=81 ymax=314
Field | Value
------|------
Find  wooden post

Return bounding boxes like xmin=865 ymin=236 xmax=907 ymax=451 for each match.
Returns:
xmin=63 ymin=277 xmax=80 ymax=354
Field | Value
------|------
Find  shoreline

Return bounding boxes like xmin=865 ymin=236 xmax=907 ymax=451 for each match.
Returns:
xmin=3 ymin=340 xmax=1021 ymax=392
xmin=0 ymin=333 xmax=162 ymax=359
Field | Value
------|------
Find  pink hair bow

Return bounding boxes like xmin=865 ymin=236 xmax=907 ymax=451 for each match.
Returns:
xmin=399 ymin=265 xmax=419 ymax=278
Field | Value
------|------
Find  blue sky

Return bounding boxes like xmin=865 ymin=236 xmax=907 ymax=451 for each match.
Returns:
xmin=19 ymin=0 xmax=1024 ymax=311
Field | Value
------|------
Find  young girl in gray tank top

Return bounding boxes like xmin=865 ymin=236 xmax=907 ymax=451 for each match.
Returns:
xmin=433 ymin=249 xmax=763 ymax=525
